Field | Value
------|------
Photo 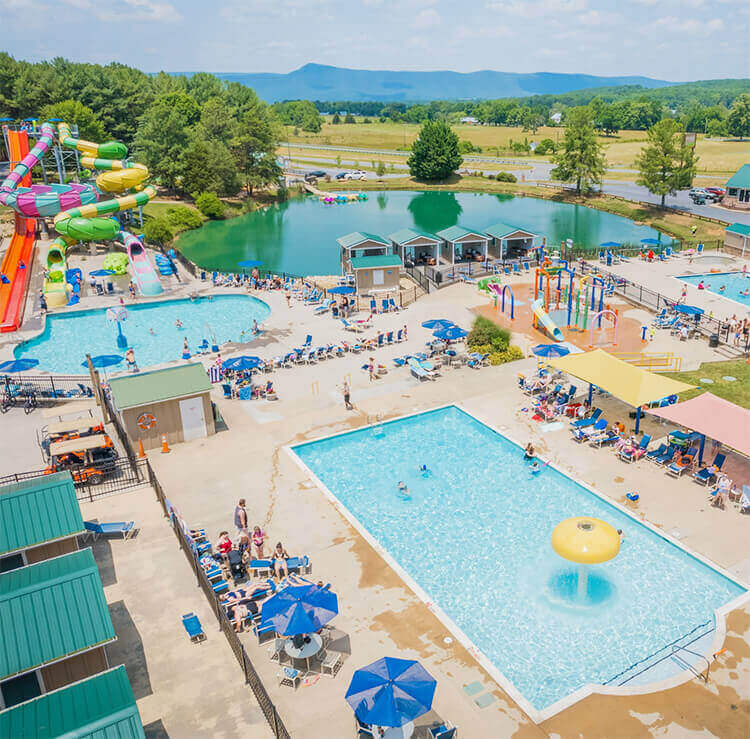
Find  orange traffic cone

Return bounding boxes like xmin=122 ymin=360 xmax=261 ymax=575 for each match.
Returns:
xmin=137 ymin=438 xmax=146 ymax=459
xmin=161 ymin=434 xmax=170 ymax=454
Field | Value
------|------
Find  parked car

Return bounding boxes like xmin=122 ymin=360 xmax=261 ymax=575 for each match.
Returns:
xmin=335 ymin=172 xmax=349 ymax=180
xmin=304 ymin=170 xmax=326 ymax=182
xmin=344 ymin=170 xmax=367 ymax=181
xmin=688 ymin=187 xmax=717 ymax=203
xmin=705 ymin=186 xmax=725 ymax=200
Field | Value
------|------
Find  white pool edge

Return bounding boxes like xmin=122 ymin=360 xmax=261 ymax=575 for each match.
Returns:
xmin=283 ymin=402 xmax=750 ymax=725
xmin=672 ymin=271 xmax=750 ymax=313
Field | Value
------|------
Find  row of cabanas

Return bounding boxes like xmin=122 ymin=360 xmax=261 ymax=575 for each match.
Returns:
xmin=338 ymin=221 xmax=543 ymax=273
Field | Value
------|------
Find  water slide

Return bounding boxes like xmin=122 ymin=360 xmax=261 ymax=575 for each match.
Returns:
xmin=532 ymin=297 xmax=564 ymax=342
xmin=120 ymin=230 xmax=162 ymax=296
xmin=0 ymin=121 xmax=159 ymax=312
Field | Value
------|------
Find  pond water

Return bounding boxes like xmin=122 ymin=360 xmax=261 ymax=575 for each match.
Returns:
xmin=177 ymin=191 xmax=664 ymax=276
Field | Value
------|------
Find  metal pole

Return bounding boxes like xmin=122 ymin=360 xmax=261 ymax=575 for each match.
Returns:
xmin=635 ymin=406 xmax=642 ymax=434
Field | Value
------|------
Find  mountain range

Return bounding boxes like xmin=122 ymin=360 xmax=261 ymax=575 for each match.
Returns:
xmin=213 ymin=63 xmax=672 ymax=103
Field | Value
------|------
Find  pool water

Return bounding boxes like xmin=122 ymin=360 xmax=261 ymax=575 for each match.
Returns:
xmin=292 ymin=407 xmax=745 ymax=713
xmin=177 ymin=191 xmax=664 ymax=276
xmin=14 ymin=295 xmax=270 ymax=374
xmin=678 ymin=271 xmax=750 ymax=307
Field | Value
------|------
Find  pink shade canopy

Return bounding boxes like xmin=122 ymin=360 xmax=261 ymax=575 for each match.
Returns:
xmin=647 ymin=392 xmax=750 ymax=458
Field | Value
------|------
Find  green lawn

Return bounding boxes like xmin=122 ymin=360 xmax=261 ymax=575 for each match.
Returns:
xmin=666 ymin=360 xmax=750 ymax=409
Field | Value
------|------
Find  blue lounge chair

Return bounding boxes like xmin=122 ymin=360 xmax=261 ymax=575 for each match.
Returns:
xmin=341 ymin=318 xmax=365 ymax=333
xmin=84 ymin=521 xmax=135 ymax=540
xmin=572 ymin=418 xmax=606 ymax=442
xmin=254 ymin=620 xmax=276 ymax=644
xmin=381 ymin=298 xmax=389 ymax=313
xmin=653 ymin=444 xmax=678 ymax=466
xmin=430 ymin=726 xmax=456 ymax=739
xmin=570 ymin=408 xmax=602 ymax=429
xmin=503 ymin=265 xmax=511 ymax=275
xmin=512 ymin=263 xmax=521 ymax=274
xmin=376 ymin=334 xmax=385 ymax=347
xmin=666 ymin=448 xmax=697 ymax=476
xmin=522 ymin=261 xmax=530 ymax=272
xmin=645 ymin=443 xmax=667 ymax=461
xmin=370 ymin=298 xmax=377 ymax=313
xmin=693 ymin=453 xmax=725 ymax=486
xmin=589 ymin=429 xmax=620 ymax=447
xmin=212 ymin=579 xmax=229 ymax=594
xmin=248 ymin=559 xmax=272 ymax=577
xmin=286 ymin=555 xmax=310 ymax=574
xmin=388 ymin=297 xmax=400 ymax=311
xmin=182 ymin=613 xmax=206 ymax=643
xmin=314 ymin=299 xmax=334 ymax=315
xmin=619 ymin=434 xmax=651 ymax=463
xmin=408 ymin=357 xmax=436 ymax=381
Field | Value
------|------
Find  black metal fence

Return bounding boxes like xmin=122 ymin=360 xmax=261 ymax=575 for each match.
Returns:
xmin=2 ymin=374 xmax=94 ymax=403
xmin=563 ymin=239 xmax=724 ymax=261
xmin=404 ymin=266 xmax=431 ymax=294
xmin=147 ymin=464 xmax=291 ymax=739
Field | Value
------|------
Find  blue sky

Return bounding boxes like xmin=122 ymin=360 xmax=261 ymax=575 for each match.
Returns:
xmin=0 ymin=0 xmax=746 ymax=81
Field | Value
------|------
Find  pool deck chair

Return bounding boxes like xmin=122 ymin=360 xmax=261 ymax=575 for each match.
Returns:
xmin=408 ymin=357 xmax=436 ymax=381
xmin=182 ymin=612 xmax=206 ymax=643
xmin=84 ymin=520 xmax=135 ymax=540
xmin=666 ymin=450 xmax=696 ymax=477
xmin=388 ymin=297 xmax=400 ymax=312
xmin=645 ymin=443 xmax=667 ymax=462
xmin=341 ymin=318 xmax=365 ymax=333
xmin=619 ymin=434 xmax=651 ymax=463
xmin=430 ymin=724 xmax=457 ymax=739
xmin=572 ymin=418 xmax=606 ymax=442
xmin=693 ymin=453 xmax=726 ymax=486
xmin=570 ymin=408 xmax=601 ymax=429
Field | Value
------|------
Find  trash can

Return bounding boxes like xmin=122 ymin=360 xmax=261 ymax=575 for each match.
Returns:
xmin=708 ymin=333 xmax=719 ymax=348
xmin=435 ymin=271 xmax=442 ymax=285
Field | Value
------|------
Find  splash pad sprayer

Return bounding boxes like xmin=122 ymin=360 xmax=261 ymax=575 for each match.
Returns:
xmin=106 ymin=306 xmax=128 ymax=349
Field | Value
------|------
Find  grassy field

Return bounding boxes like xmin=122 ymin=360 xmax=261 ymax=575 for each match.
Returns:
xmin=287 ymin=121 xmax=744 ymax=176
xmin=666 ymin=360 xmax=750 ymax=408
xmin=318 ymin=175 xmax=726 ymax=242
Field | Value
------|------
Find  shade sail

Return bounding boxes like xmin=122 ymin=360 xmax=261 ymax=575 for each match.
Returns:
xmin=647 ymin=392 xmax=750 ymax=458
xmin=548 ymin=349 xmax=695 ymax=408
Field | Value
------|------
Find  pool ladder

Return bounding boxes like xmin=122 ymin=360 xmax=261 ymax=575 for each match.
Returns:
xmin=669 ymin=643 xmax=712 ymax=683
xmin=369 ymin=412 xmax=385 ymax=437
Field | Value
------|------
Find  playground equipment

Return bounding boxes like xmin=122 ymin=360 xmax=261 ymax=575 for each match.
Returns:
xmin=0 ymin=120 xmax=160 ymax=313
xmin=121 ymin=231 xmax=162 ymax=296
xmin=588 ymin=309 xmax=618 ymax=349
xmin=489 ymin=282 xmax=515 ymax=320
xmin=533 ymin=261 xmax=572 ymax=342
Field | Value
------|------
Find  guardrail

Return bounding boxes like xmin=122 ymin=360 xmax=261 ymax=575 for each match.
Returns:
xmin=2 ymin=374 xmax=94 ymax=403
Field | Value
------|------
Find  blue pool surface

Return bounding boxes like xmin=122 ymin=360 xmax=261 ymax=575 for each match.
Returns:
xmin=15 ymin=295 xmax=270 ymax=374
xmin=678 ymin=271 xmax=750 ymax=308
xmin=292 ymin=407 xmax=745 ymax=712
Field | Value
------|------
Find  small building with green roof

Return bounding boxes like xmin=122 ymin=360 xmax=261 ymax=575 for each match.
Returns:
xmin=388 ymin=228 xmax=441 ymax=267
xmin=435 ymin=225 xmax=490 ymax=265
xmin=0 ymin=665 xmax=145 ymax=738
xmin=0 ymin=472 xmax=83 ymax=573
xmin=337 ymin=231 xmax=395 ymax=275
xmin=725 ymin=164 xmax=750 ymax=210
xmin=0 ymin=549 xmax=116 ymax=708
xmin=108 ymin=362 xmax=214 ymax=451
xmin=349 ymin=255 xmax=402 ymax=294
xmin=724 ymin=222 xmax=750 ymax=255
xmin=484 ymin=221 xmax=542 ymax=260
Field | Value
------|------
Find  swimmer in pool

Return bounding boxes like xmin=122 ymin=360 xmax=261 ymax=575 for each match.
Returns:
xmin=397 ymin=481 xmax=411 ymax=500
xmin=719 ymin=285 xmax=726 ymax=293
xmin=418 ymin=464 xmax=430 ymax=477
xmin=530 ymin=461 xmax=541 ymax=474
xmin=524 ymin=442 xmax=535 ymax=460
xmin=175 ymin=319 xmax=183 ymax=328
xmin=740 ymin=288 xmax=750 ymax=297
xmin=617 ymin=529 xmax=624 ymax=543
xmin=149 ymin=328 xmax=155 ymax=335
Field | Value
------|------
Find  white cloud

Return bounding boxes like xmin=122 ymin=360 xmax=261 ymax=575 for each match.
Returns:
xmin=414 ymin=7 xmax=440 ymax=27
xmin=487 ymin=0 xmax=587 ymax=17
xmin=654 ymin=14 xmax=724 ymax=34
xmin=94 ymin=0 xmax=181 ymax=22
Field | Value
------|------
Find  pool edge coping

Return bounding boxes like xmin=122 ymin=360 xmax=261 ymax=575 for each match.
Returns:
xmin=672 ymin=270 xmax=750 ymax=313
xmin=282 ymin=402 xmax=750 ymax=725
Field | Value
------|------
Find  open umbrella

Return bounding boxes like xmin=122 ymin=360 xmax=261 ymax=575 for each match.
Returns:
xmin=260 ymin=583 xmax=338 ymax=636
xmin=0 ymin=358 xmax=39 ymax=373
xmin=422 ymin=319 xmax=455 ymax=332
xmin=674 ymin=304 xmax=704 ymax=316
xmin=532 ymin=343 xmax=570 ymax=359
xmin=600 ymin=241 xmax=621 ymax=248
xmin=327 ymin=285 xmax=356 ymax=295
xmin=222 ymin=356 xmax=263 ymax=372
xmin=433 ymin=326 xmax=468 ymax=341
xmin=640 ymin=238 xmax=661 ymax=246
xmin=346 ymin=657 xmax=437 ymax=728
xmin=83 ymin=355 xmax=123 ymax=369
xmin=89 ymin=269 xmax=115 ymax=277
xmin=237 ymin=260 xmax=263 ymax=270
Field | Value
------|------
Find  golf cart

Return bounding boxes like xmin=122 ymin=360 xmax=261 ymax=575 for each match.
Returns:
xmin=45 ymin=434 xmax=118 ymax=485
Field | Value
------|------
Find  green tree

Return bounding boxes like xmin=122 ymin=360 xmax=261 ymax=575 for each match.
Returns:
xmin=635 ymin=119 xmax=698 ymax=207
xmin=407 ymin=120 xmax=462 ymax=181
xmin=344 ymin=113 xmax=355 ymax=123
xmin=272 ymin=100 xmax=322 ymax=133
xmin=180 ymin=138 xmax=240 ymax=197
xmin=195 ymin=191 xmax=225 ymax=218
xmin=40 ymin=99 xmax=105 ymax=141
xmin=143 ymin=217 xmax=173 ymax=245
xmin=331 ymin=113 xmax=341 ymax=124
xmin=375 ymin=160 xmax=386 ymax=177
xmin=726 ymin=94 xmax=750 ymax=140
xmin=551 ymin=107 xmax=606 ymax=194
xmin=231 ymin=95 xmax=281 ymax=195
xmin=134 ymin=92 xmax=200 ymax=191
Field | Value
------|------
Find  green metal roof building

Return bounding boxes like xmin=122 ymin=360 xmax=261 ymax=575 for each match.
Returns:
xmin=484 ymin=221 xmax=541 ymax=260
xmin=0 ymin=549 xmax=116 ymax=683
xmin=109 ymin=363 xmax=211 ymax=410
xmin=0 ymin=666 xmax=145 ymax=738
xmin=724 ymin=222 xmax=750 ymax=255
xmin=336 ymin=231 xmax=395 ymax=275
xmin=0 ymin=472 xmax=83 ymax=569
xmin=388 ymin=228 xmax=441 ymax=266
xmin=435 ymin=225 xmax=489 ymax=264
xmin=724 ymin=164 xmax=750 ymax=210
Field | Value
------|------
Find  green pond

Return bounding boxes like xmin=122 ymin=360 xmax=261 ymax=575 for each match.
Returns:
xmin=177 ymin=190 xmax=665 ymax=276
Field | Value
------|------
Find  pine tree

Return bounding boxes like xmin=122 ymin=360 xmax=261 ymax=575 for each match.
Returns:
xmin=407 ymin=120 xmax=462 ymax=181
xmin=636 ymin=119 xmax=698 ymax=207
xmin=551 ymin=107 xmax=606 ymax=194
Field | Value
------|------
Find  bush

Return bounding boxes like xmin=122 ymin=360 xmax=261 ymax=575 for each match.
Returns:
xmin=466 ymin=316 xmax=510 ymax=351
xmin=495 ymin=171 xmax=517 ymax=183
xmin=166 ymin=205 xmax=203 ymax=230
xmin=102 ymin=252 xmax=129 ymax=274
xmin=467 ymin=342 xmax=524 ymax=365
xmin=143 ymin=218 xmax=173 ymax=246
xmin=535 ymin=138 xmax=556 ymax=155
xmin=195 ymin=192 xmax=225 ymax=219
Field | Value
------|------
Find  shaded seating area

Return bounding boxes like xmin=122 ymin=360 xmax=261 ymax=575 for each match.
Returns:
xmin=389 ymin=228 xmax=441 ymax=267
xmin=484 ymin=221 xmax=541 ymax=261
xmin=436 ymin=225 xmax=490 ymax=265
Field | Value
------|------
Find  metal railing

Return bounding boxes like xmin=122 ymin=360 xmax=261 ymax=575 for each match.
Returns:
xmin=403 ymin=266 xmax=431 ymax=294
xmin=148 ymin=464 xmax=291 ymax=739
xmin=563 ymin=239 xmax=724 ymax=260
xmin=2 ymin=374 xmax=94 ymax=403
xmin=612 ymin=352 xmax=683 ymax=372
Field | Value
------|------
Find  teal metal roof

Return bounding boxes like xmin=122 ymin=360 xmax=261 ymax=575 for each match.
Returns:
xmin=337 ymin=231 xmax=389 ymax=248
xmin=0 ymin=472 xmax=84 ymax=556
xmin=109 ymin=362 xmax=211 ymax=410
xmin=388 ymin=228 xmax=440 ymax=245
xmin=726 ymin=164 xmax=750 ymax=190
xmin=484 ymin=221 xmax=538 ymax=240
xmin=0 ymin=549 xmax=115 ymax=681
xmin=435 ymin=225 xmax=488 ymax=242
xmin=0 ymin=666 xmax=145 ymax=739
xmin=350 ymin=255 xmax=403 ymax=269
xmin=727 ymin=222 xmax=750 ymax=237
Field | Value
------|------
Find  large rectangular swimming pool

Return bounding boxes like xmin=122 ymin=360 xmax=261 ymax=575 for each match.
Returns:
xmin=678 ymin=271 xmax=750 ymax=307
xmin=291 ymin=406 xmax=746 ymax=716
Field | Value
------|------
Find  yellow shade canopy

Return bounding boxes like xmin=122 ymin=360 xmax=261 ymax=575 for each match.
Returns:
xmin=551 ymin=517 xmax=621 ymax=564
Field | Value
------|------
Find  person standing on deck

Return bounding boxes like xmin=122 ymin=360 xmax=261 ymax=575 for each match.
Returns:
xmin=234 ymin=499 xmax=248 ymax=537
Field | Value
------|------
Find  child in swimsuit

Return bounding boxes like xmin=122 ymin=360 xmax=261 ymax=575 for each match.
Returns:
xmin=397 ymin=482 xmax=411 ymax=500
xmin=252 ymin=526 xmax=265 ymax=558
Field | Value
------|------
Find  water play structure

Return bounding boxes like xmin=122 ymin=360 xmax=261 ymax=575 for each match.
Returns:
xmin=0 ymin=119 xmax=161 ymax=316
xmin=121 ymin=231 xmax=162 ymax=296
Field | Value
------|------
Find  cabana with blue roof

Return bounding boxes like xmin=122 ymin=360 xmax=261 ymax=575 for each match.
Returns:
xmin=436 ymin=225 xmax=490 ymax=265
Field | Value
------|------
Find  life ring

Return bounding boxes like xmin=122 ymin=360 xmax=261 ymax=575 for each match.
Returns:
xmin=137 ymin=413 xmax=156 ymax=430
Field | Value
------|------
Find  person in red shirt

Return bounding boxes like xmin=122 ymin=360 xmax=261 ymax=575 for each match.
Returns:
xmin=216 ymin=531 xmax=232 ymax=562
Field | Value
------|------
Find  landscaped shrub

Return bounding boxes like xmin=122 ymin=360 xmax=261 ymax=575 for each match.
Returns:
xmin=143 ymin=217 xmax=174 ymax=246
xmin=102 ymin=252 xmax=129 ymax=274
xmin=495 ymin=171 xmax=517 ymax=183
xmin=195 ymin=191 xmax=225 ymax=219
xmin=467 ymin=316 xmax=510 ymax=351
xmin=166 ymin=205 xmax=202 ymax=230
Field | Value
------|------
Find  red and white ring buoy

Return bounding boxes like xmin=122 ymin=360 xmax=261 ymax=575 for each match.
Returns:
xmin=137 ymin=413 xmax=156 ymax=430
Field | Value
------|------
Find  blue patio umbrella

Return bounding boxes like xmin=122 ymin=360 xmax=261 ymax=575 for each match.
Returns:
xmin=433 ymin=326 xmax=468 ymax=341
xmin=674 ymin=304 xmax=704 ymax=316
xmin=600 ymin=241 xmax=621 ymax=248
xmin=0 ymin=358 xmax=39 ymax=373
xmin=327 ymin=285 xmax=356 ymax=295
xmin=83 ymin=355 xmax=123 ymax=369
xmin=422 ymin=319 xmax=455 ymax=332
xmin=222 ymin=356 xmax=263 ymax=371
xmin=346 ymin=657 xmax=437 ymax=728
xmin=237 ymin=260 xmax=263 ymax=269
xmin=89 ymin=269 xmax=115 ymax=277
xmin=532 ymin=343 xmax=570 ymax=359
xmin=640 ymin=238 xmax=661 ymax=246
xmin=259 ymin=583 xmax=338 ymax=636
